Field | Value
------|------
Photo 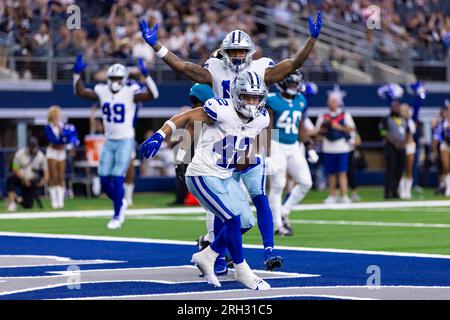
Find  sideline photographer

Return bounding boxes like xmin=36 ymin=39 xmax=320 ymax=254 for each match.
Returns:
xmin=6 ymin=137 xmax=48 ymax=211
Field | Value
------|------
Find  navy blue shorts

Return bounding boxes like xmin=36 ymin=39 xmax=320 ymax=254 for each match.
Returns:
xmin=323 ymin=152 xmax=349 ymax=176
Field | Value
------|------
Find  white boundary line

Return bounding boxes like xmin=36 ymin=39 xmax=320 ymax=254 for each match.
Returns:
xmin=53 ymin=285 xmax=450 ymax=300
xmin=1 ymin=231 xmax=450 ymax=260
xmin=1 ymin=200 xmax=450 ymax=219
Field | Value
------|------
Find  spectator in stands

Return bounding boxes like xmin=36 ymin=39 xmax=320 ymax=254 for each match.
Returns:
xmin=379 ymin=99 xmax=409 ymax=199
xmin=315 ymin=89 xmax=356 ymax=204
xmin=6 ymin=137 xmax=48 ymax=211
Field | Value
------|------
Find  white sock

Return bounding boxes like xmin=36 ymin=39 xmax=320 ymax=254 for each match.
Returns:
xmin=56 ymin=186 xmax=65 ymax=208
xmin=204 ymin=211 xmax=215 ymax=243
xmin=405 ymin=178 xmax=413 ymax=198
xmin=281 ymin=183 xmax=311 ymax=217
xmin=124 ymin=183 xmax=134 ymax=205
xmin=49 ymin=187 xmax=58 ymax=209
xmin=446 ymin=174 xmax=450 ymax=196
xmin=399 ymin=177 xmax=407 ymax=199
xmin=268 ymin=185 xmax=284 ymax=230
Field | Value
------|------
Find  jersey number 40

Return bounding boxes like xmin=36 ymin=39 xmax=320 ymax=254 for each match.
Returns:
xmin=102 ymin=103 xmax=125 ymax=123
xmin=277 ymin=110 xmax=302 ymax=135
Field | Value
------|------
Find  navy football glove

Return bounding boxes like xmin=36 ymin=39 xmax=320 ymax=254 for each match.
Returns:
xmin=308 ymin=11 xmax=322 ymax=39
xmin=140 ymin=19 xmax=159 ymax=47
xmin=141 ymin=131 xmax=164 ymax=158
xmin=73 ymin=54 xmax=87 ymax=74
xmin=137 ymin=58 xmax=149 ymax=77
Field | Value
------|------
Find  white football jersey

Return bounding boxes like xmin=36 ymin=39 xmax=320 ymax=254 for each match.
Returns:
xmin=204 ymin=57 xmax=274 ymax=98
xmin=186 ymin=97 xmax=270 ymax=179
xmin=94 ymin=83 xmax=141 ymax=140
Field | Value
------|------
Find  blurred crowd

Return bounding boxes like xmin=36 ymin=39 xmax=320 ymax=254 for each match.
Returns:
xmin=1 ymin=0 xmax=448 ymax=79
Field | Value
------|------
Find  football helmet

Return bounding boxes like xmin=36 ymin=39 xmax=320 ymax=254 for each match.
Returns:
xmin=220 ymin=30 xmax=255 ymax=72
xmin=231 ymin=71 xmax=268 ymax=119
xmin=106 ymin=63 xmax=128 ymax=93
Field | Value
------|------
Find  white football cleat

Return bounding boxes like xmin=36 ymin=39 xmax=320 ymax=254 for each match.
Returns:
xmin=324 ymin=196 xmax=337 ymax=204
xmin=191 ymin=246 xmax=221 ymax=288
xmin=107 ymin=218 xmax=122 ymax=230
xmin=234 ymin=260 xmax=271 ymax=290
xmin=7 ymin=201 xmax=17 ymax=212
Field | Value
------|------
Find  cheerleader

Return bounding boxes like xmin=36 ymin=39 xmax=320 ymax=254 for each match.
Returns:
xmin=433 ymin=101 xmax=450 ymax=196
xmin=45 ymin=105 xmax=77 ymax=208
xmin=398 ymin=104 xmax=416 ymax=199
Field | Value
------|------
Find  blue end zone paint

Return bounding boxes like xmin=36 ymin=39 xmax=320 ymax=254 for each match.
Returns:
xmin=0 ymin=235 xmax=450 ymax=299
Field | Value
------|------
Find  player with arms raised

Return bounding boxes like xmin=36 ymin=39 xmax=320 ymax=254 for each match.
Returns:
xmin=73 ymin=56 xmax=159 ymax=229
xmin=139 ymin=11 xmax=322 ymax=271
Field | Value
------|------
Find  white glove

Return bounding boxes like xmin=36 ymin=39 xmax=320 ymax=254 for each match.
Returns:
xmin=264 ymin=157 xmax=278 ymax=176
xmin=307 ymin=149 xmax=319 ymax=164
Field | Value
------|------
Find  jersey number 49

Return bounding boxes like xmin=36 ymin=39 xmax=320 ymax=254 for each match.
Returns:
xmin=102 ymin=103 xmax=125 ymax=123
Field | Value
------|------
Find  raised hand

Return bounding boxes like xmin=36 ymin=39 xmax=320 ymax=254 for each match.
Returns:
xmin=140 ymin=19 xmax=159 ymax=47
xmin=137 ymin=58 xmax=149 ymax=77
xmin=308 ymin=11 xmax=322 ymax=39
xmin=141 ymin=131 xmax=164 ymax=158
xmin=408 ymin=81 xmax=426 ymax=100
xmin=73 ymin=54 xmax=87 ymax=74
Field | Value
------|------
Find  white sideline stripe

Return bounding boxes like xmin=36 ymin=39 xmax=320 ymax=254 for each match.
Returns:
xmin=1 ymin=199 xmax=450 ymax=219
xmin=126 ymin=215 xmax=450 ymax=229
xmin=53 ymin=285 xmax=450 ymax=300
xmin=289 ymin=220 xmax=450 ymax=228
xmin=233 ymin=294 xmax=376 ymax=301
xmin=1 ymin=231 xmax=450 ymax=260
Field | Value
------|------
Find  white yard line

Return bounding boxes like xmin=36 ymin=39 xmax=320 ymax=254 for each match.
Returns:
xmin=124 ymin=215 xmax=450 ymax=228
xmin=1 ymin=231 xmax=450 ymax=260
xmin=1 ymin=200 xmax=449 ymax=220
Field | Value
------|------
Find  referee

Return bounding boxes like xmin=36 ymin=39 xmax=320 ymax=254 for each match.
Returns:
xmin=379 ymin=100 xmax=409 ymax=199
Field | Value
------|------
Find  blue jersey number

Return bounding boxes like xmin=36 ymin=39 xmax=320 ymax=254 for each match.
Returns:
xmin=102 ymin=103 xmax=125 ymax=123
xmin=221 ymin=80 xmax=230 ymax=99
xmin=212 ymin=135 xmax=251 ymax=169
xmin=213 ymin=97 xmax=228 ymax=106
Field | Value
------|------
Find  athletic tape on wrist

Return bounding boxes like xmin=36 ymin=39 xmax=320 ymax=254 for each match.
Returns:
xmin=165 ymin=120 xmax=177 ymax=133
xmin=156 ymin=129 xmax=166 ymax=139
xmin=156 ymin=45 xmax=168 ymax=58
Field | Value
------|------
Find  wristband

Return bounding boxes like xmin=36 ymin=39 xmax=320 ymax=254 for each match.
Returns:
xmin=156 ymin=45 xmax=168 ymax=58
xmin=164 ymin=120 xmax=177 ymax=133
xmin=156 ymin=129 xmax=166 ymax=139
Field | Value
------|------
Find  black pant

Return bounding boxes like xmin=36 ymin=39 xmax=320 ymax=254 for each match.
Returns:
xmin=384 ymin=142 xmax=406 ymax=198
xmin=174 ymin=163 xmax=189 ymax=205
xmin=7 ymin=174 xmax=42 ymax=209
xmin=347 ymin=150 xmax=357 ymax=190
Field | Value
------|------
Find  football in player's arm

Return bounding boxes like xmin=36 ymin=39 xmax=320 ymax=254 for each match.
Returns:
xmin=138 ymin=11 xmax=322 ymax=86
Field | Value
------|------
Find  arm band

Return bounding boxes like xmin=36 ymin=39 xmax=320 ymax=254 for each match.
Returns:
xmin=156 ymin=45 xmax=169 ymax=58
xmin=164 ymin=120 xmax=177 ymax=134
xmin=145 ymin=75 xmax=159 ymax=99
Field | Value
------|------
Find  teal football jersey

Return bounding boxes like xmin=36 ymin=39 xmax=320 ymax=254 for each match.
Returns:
xmin=266 ymin=92 xmax=307 ymax=144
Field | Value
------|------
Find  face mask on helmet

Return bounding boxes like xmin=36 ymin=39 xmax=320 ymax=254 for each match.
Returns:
xmin=107 ymin=77 xmax=125 ymax=93
xmin=277 ymin=72 xmax=304 ymax=97
xmin=220 ymin=30 xmax=255 ymax=73
xmin=106 ymin=64 xmax=128 ymax=93
xmin=236 ymin=93 xmax=266 ymax=118
xmin=231 ymin=71 xmax=268 ymax=119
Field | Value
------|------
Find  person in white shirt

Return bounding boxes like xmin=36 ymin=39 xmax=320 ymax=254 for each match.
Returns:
xmin=315 ymin=92 xmax=356 ymax=204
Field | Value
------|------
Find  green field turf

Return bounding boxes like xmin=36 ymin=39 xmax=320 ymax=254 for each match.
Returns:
xmin=1 ymin=187 xmax=449 ymax=255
